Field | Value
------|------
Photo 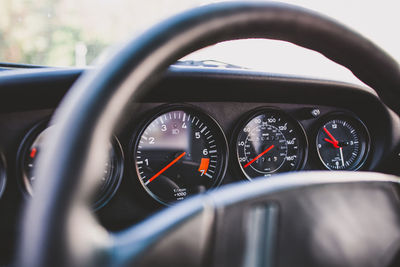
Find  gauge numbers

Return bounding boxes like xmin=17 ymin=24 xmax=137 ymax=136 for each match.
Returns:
xmin=236 ymin=109 xmax=307 ymax=180
xmin=316 ymin=115 xmax=369 ymax=170
xmin=134 ymin=108 xmax=227 ymax=205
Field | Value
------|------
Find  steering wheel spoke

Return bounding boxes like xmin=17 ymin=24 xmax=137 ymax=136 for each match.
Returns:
xmin=107 ymin=172 xmax=400 ymax=267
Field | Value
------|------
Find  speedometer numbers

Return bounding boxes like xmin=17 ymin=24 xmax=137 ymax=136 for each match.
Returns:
xmin=316 ymin=114 xmax=370 ymax=170
xmin=235 ymin=109 xmax=307 ymax=180
xmin=133 ymin=107 xmax=228 ymax=205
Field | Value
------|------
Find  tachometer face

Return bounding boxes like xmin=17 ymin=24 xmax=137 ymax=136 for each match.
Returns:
xmin=133 ymin=107 xmax=227 ymax=205
xmin=316 ymin=114 xmax=369 ymax=170
xmin=236 ymin=108 xmax=307 ymax=180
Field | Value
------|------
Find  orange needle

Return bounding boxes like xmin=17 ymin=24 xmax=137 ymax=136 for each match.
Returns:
xmin=145 ymin=152 xmax=186 ymax=185
xmin=323 ymin=127 xmax=340 ymax=148
xmin=324 ymin=138 xmax=337 ymax=145
xmin=244 ymin=145 xmax=274 ymax=168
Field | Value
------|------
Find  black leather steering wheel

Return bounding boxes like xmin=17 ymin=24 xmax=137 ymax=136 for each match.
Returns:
xmin=18 ymin=2 xmax=400 ymax=267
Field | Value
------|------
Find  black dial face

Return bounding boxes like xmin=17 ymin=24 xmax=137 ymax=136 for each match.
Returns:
xmin=20 ymin=125 xmax=123 ymax=210
xmin=236 ymin=109 xmax=307 ymax=180
xmin=133 ymin=107 xmax=227 ymax=205
xmin=316 ymin=115 xmax=369 ymax=170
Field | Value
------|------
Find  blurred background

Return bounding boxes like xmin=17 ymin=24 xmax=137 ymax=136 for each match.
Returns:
xmin=1 ymin=0 xmax=399 ymax=85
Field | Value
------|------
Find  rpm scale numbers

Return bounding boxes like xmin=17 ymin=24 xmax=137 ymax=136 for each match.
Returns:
xmin=236 ymin=109 xmax=307 ymax=180
xmin=134 ymin=108 xmax=227 ymax=205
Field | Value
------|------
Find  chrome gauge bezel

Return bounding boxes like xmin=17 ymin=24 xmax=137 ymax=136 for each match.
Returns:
xmin=233 ymin=107 xmax=308 ymax=180
xmin=131 ymin=104 xmax=229 ymax=206
xmin=314 ymin=112 xmax=370 ymax=171
xmin=0 ymin=153 xmax=6 ymax=200
xmin=16 ymin=120 xmax=124 ymax=211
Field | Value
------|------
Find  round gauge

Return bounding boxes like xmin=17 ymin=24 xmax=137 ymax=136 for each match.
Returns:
xmin=133 ymin=106 xmax=228 ymax=205
xmin=236 ymin=108 xmax=307 ymax=180
xmin=316 ymin=114 xmax=370 ymax=170
xmin=18 ymin=123 xmax=123 ymax=210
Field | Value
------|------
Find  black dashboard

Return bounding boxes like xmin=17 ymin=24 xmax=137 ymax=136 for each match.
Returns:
xmin=1 ymin=65 xmax=400 ymax=264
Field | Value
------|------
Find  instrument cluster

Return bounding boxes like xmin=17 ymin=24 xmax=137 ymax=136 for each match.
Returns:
xmin=14 ymin=103 xmax=371 ymax=207
xmin=127 ymin=103 xmax=370 ymax=205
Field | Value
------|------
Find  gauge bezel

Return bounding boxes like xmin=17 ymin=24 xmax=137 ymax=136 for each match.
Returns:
xmin=0 ymin=152 xmax=6 ymax=200
xmin=233 ymin=107 xmax=308 ymax=180
xmin=16 ymin=120 xmax=124 ymax=210
xmin=130 ymin=103 xmax=229 ymax=206
xmin=314 ymin=112 xmax=371 ymax=171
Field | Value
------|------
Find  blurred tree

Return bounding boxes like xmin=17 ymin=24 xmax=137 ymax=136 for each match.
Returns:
xmin=0 ymin=0 xmax=208 ymax=66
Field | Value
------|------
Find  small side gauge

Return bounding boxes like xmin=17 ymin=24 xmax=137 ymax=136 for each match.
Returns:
xmin=316 ymin=113 xmax=370 ymax=170
xmin=235 ymin=108 xmax=308 ymax=180
xmin=0 ymin=153 xmax=6 ymax=200
xmin=18 ymin=122 xmax=124 ymax=210
xmin=132 ymin=105 xmax=228 ymax=205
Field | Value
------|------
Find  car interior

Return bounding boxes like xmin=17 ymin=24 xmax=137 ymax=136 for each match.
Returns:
xmin=1 ymin=1 xmax=400 ymax=267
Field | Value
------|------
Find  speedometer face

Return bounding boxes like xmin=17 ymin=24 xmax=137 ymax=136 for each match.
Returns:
xmin=133 ymin=107 xmax=227 ymax=205
xmin=316 ymin=114 xmax=369 ymax=170
xmin=236 ymin=108 xmax=307 ymax=180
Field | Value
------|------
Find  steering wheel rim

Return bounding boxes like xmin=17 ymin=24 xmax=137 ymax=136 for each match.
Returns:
xmin=19 ymin=2 xmax=400 ymax=267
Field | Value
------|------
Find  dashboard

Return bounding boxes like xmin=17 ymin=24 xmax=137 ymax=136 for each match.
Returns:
xmin=0 ymin=65 xmax=400 ymax=264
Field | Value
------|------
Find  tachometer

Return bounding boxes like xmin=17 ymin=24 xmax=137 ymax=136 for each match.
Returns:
xmin=235 ymin=108 xmax=307 ymax=180
xmin=133 ymin=106 xmax=228 ymax=205
xmin=316 ymin=113 xmax=370 ymax=170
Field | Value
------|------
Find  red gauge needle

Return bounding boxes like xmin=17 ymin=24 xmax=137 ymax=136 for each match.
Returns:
xmin=30 ymin=147 xmax=37 ymax=158
xmin=323 ymin=127 xmax=340 ymax=148
xmin=244 ymin=145 xmax=275 ymax=168
xmin=324 ymin=138 xmax=338 ymax=146
xmin=145 ymin=152 xmax=186 ymax=185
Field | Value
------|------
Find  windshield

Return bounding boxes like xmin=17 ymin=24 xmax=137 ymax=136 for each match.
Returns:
xmin=1 ymin=0 xmax=399 ymax=84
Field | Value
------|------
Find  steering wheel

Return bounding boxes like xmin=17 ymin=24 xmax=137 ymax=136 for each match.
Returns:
xmin=18 ymin=2 xmax=400 ymax=267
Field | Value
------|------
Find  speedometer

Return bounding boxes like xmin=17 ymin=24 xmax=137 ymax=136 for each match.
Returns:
xmin=133 ymin=105 xmax=228 ymax=205
xmin=235 ymin=108 xmax=307 ymax=180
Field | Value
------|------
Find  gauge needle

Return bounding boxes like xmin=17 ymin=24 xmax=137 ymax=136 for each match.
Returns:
xmin=324 ymin=138 xmax=338 ymax=146
xmin=145 ymin=152 xmax=186 ymax=185
xmin=339 ymin=147 xmax=345 ymax=166
xmin=244 ymin=145 xmax=274 ymax=168
xmin=30 ymin=147 xmax=37 ymax=158
xmin=323 ymin=127 xmax=340 ymax=148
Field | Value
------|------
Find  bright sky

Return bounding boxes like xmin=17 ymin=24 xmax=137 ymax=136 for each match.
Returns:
xmin=4 ymin=0 xmax=400 ymax=87
xmin=181 ymin=0 xmax=400 ymax=86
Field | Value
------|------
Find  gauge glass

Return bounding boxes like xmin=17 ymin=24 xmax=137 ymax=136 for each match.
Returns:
xmin=0 ymin=154 xmax=6 ymax=200
xmin=20 ymin=125 xmax=123 ymax=210
xmin=316 ymin=115 xmax=369 ymax=170
xmin=236 ymin=109 xmax=307 ymax=179
xmin=133 ymin=108 xmax=227 ymax=205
